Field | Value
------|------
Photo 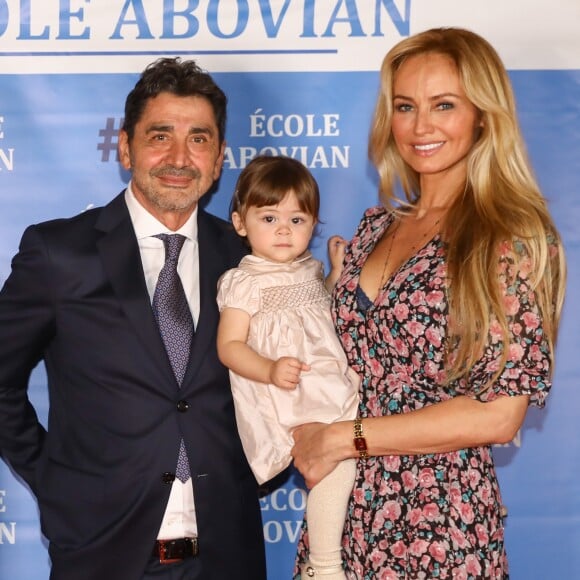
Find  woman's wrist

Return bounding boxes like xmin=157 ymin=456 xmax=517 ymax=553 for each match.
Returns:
xmin=327 ymin=420 xmax=361 ymax=461
xmin=353 ymin=417 xmax=369 ymax=459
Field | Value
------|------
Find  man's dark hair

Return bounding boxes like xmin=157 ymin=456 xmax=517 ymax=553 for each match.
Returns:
xmin=122 ymin=57 xmax=227 ymax=143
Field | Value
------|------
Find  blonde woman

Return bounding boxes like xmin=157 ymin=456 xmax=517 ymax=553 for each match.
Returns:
xmin=292 ymin=27 xmax=566 ymax=578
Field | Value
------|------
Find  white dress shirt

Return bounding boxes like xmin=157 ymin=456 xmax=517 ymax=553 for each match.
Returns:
xmin=125 ymin=185 xmax=199 ymax=540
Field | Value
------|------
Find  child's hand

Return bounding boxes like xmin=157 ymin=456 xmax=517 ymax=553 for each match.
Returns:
xmin=328 ymin=235 xmax=347 ymax=270
xmin=325 ymin=235 xmax=348 ymax=291
xmin=269 ymin=357 xmax=310 ymax=390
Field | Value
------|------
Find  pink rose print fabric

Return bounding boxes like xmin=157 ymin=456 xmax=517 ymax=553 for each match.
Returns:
xmin=295 ymin=207 xmax=553 ymax=579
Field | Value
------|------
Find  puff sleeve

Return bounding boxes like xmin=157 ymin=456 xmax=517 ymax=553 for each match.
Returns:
xmin=464 ymin=240 xmax=554 ymax=407
xmin=216 ymin=268 xmax=261 ymax=317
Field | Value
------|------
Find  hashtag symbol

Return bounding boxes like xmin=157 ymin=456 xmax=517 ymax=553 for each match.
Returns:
xmin=97 ymin=117 xmax=123 ymax=162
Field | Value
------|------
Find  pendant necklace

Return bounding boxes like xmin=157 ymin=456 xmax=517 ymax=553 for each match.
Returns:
xmin=378 ymin=218 xmax=401 ymax=288
xmin=409 ymin=217 xmax=442 ymax=254
xmin=379 ymin=215 xmax=442 ymax=288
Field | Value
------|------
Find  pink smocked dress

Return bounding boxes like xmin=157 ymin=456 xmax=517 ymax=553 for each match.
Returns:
xmin=217 ymin=252 xmax=360 ymax=484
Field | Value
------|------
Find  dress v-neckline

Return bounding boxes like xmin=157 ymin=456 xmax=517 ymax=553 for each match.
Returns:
xmin=358 ymin=215 xmax=441 ymax=307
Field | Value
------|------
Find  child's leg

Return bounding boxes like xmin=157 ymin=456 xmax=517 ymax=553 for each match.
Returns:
xmin=303 ymin=458 xmax=356 ymax=578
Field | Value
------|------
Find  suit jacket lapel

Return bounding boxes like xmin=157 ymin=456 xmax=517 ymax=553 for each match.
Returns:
xmin=94 ymin=192 xmax=170 ymax=372
xmin=182 ymin=210 xmax=227 ymax=385
xmin=94 ymin=195 xmax=235 ymax=391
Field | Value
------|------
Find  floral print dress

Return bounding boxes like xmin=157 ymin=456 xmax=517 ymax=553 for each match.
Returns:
xmin=295 ymin=207 xmax=552 ymax=579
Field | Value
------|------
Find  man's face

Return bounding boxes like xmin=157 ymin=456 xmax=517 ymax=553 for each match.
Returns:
xmin=119 ymin=92 xmax=225 ymax=226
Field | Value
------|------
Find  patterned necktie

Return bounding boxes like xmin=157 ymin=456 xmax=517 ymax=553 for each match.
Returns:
xmin=153 ymin=234 xmax=192 ymax=483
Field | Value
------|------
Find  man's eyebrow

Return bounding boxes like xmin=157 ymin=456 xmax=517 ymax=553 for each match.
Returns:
xmin=144 ymin=124 xmax=215 ymax=134
xmin=189 ymin=125 xmax=215 ymax=136
xmin=145 ymin=124 xmax=173 ymax=133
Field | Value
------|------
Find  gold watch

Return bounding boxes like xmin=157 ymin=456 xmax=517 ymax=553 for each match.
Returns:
xmin=353 ymin=417 xmax=368 ymax=460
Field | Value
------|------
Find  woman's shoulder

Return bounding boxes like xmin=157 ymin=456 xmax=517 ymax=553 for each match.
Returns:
xmin=362 ymin=205 xmax=389 ymax=220
xmin=359 ymin=205 xmax=391 ymax=228
xmin=350 ymin=205 xmax=392 ymax=245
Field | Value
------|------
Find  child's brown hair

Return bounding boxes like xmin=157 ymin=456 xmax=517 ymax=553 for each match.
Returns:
xmin=231 ymin=155 xmax=320 ymax=221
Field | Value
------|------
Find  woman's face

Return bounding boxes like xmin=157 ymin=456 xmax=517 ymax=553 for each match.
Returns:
xmin=390 ymin=52 xmax=482 ymax=193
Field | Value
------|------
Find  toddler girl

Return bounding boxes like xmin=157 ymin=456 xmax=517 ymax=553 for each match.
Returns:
xmin=217 ymin=155 xmax=359 ymax=579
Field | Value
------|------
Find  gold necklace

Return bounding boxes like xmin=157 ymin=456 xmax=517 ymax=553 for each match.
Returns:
xmin=409 ymin=217 xmax=442 ymax=254
xmin=379 ymin=218 xmax=401 ymax=288
xmin=379 ymin=216 xmax=442 ymax=288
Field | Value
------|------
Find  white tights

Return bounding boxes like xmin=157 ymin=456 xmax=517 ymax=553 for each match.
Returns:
xmin=304 ymin=458 xmax=356 ymax=579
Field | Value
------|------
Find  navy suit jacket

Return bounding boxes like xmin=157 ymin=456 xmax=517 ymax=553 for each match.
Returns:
xmin=0 ymin=192 xmax=266 ymax=580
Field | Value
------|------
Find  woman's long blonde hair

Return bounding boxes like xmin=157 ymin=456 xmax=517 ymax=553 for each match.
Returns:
xmin=369 ymin=27 xmax=566 ymax=385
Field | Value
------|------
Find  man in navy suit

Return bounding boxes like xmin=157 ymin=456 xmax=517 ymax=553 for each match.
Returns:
xmin=0 ymin=58 xmax=266 ymax=580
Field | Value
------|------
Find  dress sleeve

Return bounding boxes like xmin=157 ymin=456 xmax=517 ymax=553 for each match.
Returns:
xmin=465 ymin=240 xmax=554 ymax=408
xmin=216 ymin=268 xmax=261 ymax=316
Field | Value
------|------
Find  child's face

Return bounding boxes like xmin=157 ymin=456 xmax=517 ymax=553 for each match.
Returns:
xmin=232 ymin=191 xmax=316 ymax=263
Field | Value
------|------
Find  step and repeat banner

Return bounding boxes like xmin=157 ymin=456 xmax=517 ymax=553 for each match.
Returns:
xmin=1 ymin=1 xmax=579 ymax=579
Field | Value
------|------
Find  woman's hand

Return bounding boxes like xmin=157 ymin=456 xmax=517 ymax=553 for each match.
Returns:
xmin=291 ymin=422 xmax=348 ymax=488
